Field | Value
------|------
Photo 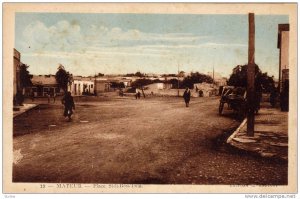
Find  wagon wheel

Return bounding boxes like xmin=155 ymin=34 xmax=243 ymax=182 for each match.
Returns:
xmin=219 ymin=102 xmax=224 ymax=115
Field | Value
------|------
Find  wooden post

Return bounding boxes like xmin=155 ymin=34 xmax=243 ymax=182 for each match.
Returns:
xmin=177 ymin=64 xmax=180 ymax=97
xmin=247 ymin=13 xmax=255 ymax=137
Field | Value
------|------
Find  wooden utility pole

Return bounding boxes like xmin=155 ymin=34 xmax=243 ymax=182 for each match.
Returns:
xmin=213 ymin=66 xmax=215 ymax=84
xmin=247 ymin=13 xmax=255 ymax=136
xmin=177 ymin=63 xmax=180 ymax=97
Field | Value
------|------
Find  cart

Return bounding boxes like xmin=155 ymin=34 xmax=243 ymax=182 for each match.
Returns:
xmin=218 ymin=86 xmax=247 ymax=118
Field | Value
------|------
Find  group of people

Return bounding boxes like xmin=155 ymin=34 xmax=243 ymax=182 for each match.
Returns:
xmin=59 ymin=88 xmax=184 ymax=122
xmin=60 ymin=88 xmax=191 ymax=122
xmin=134 ymin=87 xmax=191 ymax=106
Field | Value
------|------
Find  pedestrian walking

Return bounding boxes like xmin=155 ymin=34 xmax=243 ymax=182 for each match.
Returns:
xmin=61 ymin=91 xmax=75 ymax=121
xmin=183 ymin=87 xmax=191 ymax=107
xmin=137 ymin=91 xmax=141 ymax=99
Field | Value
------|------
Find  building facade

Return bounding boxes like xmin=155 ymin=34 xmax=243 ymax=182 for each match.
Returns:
xmin=30 ymin=75 xmax=60 ymax=97
xmin=277 ymin=24 xmax=289 ymax=92
xmin=13 ymin=49 xmax=21 ymax=96
xmin=94 ymin=78 xmax=111 ymax=95
xmin=69 ymin=76 xmax=94 ymax=96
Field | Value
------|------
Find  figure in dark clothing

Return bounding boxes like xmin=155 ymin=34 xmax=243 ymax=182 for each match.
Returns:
xmin=183 ymin=87 xmax=191 ymax=107
xmin=62 ymin=92 xmax=75 ymax=121
xmin=137 ymin=91 xmax=141 ymax=99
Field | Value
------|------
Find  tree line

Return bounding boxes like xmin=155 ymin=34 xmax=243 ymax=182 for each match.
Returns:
xmin=131 ymin=72 xmax=213 ymax=89
xmin=15 ymin=63 xmax=275 ymax=106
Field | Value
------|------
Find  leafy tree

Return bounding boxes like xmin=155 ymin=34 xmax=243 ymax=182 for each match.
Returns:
xmin=19 ymin=63 xmax=32 ymax=88
xmin=124 ymin=73 xmax=135 ymax=77
xmin=259 ymin=73 xmax=275 ymax=93
xmin=228 ymin=64 xmax=275 ymax=93
xmin=167 ymin=78 xmax=180 ymax=88
xmin=14 ymin=63 xmax=32 ymax=105
xmin=135 ymin=71 xmax=145 ymax=77
xmin=110 ymin=82 xmax=125 ymax=88
xmin=97 ymin=73 xmax=105 ymax=77
xmin=162 ymin=74 xmax=177 ymax=77
xmin=178 ymin=71 xmax=185 ymax=77
xmin=131 ymin=78 xmax=153 ymax=88
xmin=55 ymin=64 xmax=72 ymax=93
xmin=181 ymin=72 xmax=213 ymax=89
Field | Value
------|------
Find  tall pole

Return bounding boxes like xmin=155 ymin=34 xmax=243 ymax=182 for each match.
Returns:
xmin=213 ymin=47 xmax=215 ymax=84
xmin=94 ymin=72 xmax=97 ymax=95
xmin=278 ymin=41 xmax=282 ymax=92
xmin=177 ymin=63 xmax=180 ymax=97
xmin=213 ymin=66 xmax=215 ymax=84
xmin=247 ymin=13 xmax=255 ymax=137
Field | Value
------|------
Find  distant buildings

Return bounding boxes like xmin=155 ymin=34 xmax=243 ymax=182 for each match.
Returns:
xmin=27 ymin=75 xmax=136 ymax=97
xmin=214 ymin=77 xmax=227 ymax=87
xmin=30 ymin=75 xmax=59 ymax=97
xmin=94 ymin=78 xmax=111 ymax=95
xmin=207 ymin=71 xmax=227 ymax=87
xmin=93 ymin=77 xmax=132 ymax=94
xmin=14 ymin=53 xmax=227 ymax=99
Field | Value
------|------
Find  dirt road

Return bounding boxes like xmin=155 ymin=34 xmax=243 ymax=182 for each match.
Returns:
xmin=13 ymin=96 xmax=287 ymax=184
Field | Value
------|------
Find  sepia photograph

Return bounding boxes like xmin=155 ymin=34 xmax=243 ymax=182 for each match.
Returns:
xmin=2 ymin=3 xmax=297 ymax=194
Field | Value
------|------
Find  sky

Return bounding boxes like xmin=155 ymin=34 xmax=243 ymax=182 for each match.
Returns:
xmin=15 ymin=13 xmax=288 ymax=78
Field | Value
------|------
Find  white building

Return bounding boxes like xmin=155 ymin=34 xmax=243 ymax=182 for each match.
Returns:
xmin=144 ymin=82 xmax=172 ymax=90
xmin=69 ymin=76 xmax=94 ymax=95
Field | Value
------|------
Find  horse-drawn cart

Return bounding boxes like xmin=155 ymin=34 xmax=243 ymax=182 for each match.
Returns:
xmin=218 ymin=86 xmax=247 ymax=118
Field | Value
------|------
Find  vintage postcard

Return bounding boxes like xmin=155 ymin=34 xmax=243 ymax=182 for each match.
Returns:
xmin=2 ymin=3 xmax=297 ymax=194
